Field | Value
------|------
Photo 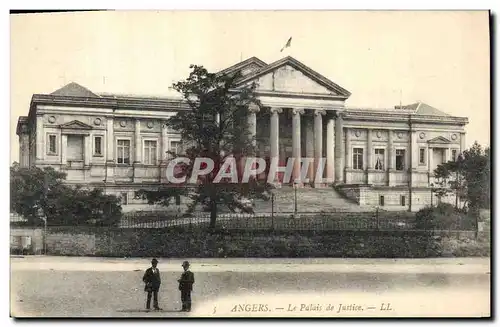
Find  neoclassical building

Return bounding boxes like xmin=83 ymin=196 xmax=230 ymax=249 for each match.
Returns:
xmin=16 ymin=56 xmax=468 ymax=211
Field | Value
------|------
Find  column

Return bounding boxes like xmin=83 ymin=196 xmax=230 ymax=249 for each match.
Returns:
xmin=134 ymin=119 xmax=141 ymax=164
xmin=106 ymin=118 xmax=114 ymax=162
xmin=326 ymin=116 xmax=335 ymax=183
xmin=314 ymin=109 xmax=326 ymax=185
xmin=292 ymin=108 xmax=304 ymax=183
xmin=61 ymin=134 xmax=67 ymax=166
xmin=161 ymin=122 xmax=169 ymax=163
xmin=269 ymin=107 xmax=282 ymax=184
xmin=305 ymin=115 xmax=314 ymax=183
xmin=84 ymin=135 xmax=91 ymax=166
xmin=247 ymin=104 xmax=260 ymax=150
xmin=245 ymin=104 xmax=260 ymax=181
xmin=334 ymin=112 xmax=343 ymax=183
xmin=387 ymin=130 xmax=394 ymax=186
xmin=269 ymin=108 xmax=282 ymax=161
xmin=36 ymin=115 xmax=44 ymax=161
xmin=366 ymin=129 xmax=373 ymax=184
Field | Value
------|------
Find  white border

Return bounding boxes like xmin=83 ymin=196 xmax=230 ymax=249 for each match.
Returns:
xmin=3 ymin=2 xmax=497 ymax=326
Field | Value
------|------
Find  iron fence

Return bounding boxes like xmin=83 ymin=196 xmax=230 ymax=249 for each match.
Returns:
xmin=118 ymin=210 xmax=419 ymax=230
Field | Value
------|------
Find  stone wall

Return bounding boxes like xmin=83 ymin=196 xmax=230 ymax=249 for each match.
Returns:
xmin=9 ymin=226 xmax=484 ymax=258
xmin=10 ymin=228 xmax=44 ymax=254
xmin=46 ymin=230 xmax=96 ymax=256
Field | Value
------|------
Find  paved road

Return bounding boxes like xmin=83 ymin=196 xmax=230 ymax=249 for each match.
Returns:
xmin=10 ymin=257 xmax=490 ymax=318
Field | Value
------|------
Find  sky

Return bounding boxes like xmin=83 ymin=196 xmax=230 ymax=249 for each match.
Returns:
xmin=10 ymin=11 xmax=490 ymax=163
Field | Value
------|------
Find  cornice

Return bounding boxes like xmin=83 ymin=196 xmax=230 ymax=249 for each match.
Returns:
xmin=28 ymin=94 xmax=469 ymax=126
xmin=252 ymin=90 xmax=348 ymax=101
xmin=30 ymin=94 xmax=192 ymax=115
xmin=342 ymin=110 xmax=468 ymax=125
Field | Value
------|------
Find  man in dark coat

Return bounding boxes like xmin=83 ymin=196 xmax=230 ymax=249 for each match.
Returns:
xmin=177 ymin=261 xmax=195 ymax=312
xmin=143 ymin=258 xmax=161 ymax=311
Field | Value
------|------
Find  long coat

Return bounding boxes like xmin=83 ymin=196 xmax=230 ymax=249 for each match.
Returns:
xmin=178 ymin=271 xmax=195 ymax=291
xmin=143 ymin=267 xmax=161 ymax=292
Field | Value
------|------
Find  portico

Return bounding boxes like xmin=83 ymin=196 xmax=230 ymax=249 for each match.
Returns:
xmin=247 ymin=106 xmax=340 ymax=186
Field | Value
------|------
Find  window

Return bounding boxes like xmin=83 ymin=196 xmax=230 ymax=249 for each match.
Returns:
xmin=395 ymin=149 xmax=406 ymax=171
xmin=120 ymin=192 xmax=128 ymax=205
xmin=419 ymin=148 xmax=426 ymax=165
xmin=170 ymin=141 xmax=182 ymax=155
xmin=451 ymin=149 xmax=457 ymax=161
xmin=94 ymin=136 xmax=103 ymax=156
xmin=353 ymin=148 xmax=363 ymax=170
xmin=401 ymin=195 xmax=406 ymax=206
xmin=379 ymin=195 xmax=385 ymax=206
xmin=143 ymin=140 xmax=158 ymax=165
xmin=47 ymin=134 xmax=57 ymax=155
xmin=117 ymin=139 xmax=131 ymax=164
xmin=374 ymin=149 xmax=385 ymax=171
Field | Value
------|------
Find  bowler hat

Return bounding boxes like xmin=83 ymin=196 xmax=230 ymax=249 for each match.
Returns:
xmin=182 ymin=260 xmax=190 ymax=267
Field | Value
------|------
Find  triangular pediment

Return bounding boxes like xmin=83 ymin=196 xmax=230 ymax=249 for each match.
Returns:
xmin=59 ymin=120 xmax=93 ymax=130
xmin=217 ymin=57 xmax=268 ymax=79
xmin=234 ymin=56 xmax=351 ymax=98
xmin=428 ymin=136 xmax=451 ymax=144
xmin=51 ymin=82 xmax=99 ymax=98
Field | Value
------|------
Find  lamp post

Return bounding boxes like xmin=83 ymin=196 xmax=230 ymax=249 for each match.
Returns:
xmin=430 ymin=183 xmax=434 ymax=207
xmin=293 ymin=181 xmax=298 ymax=215
xmin=41 ymin=174 xmax=49 ymax=255
xmin=270 ymin=190 xmax=275 ymax=230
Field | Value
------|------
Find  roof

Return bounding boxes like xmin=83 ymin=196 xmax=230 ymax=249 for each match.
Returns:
xmin=50 ymin=82 xmax=100 ymax=98
xmin=395 ymin=101 xmax=450 ymax=116
xmin=414 ymin=102 xmax=450 ymax=116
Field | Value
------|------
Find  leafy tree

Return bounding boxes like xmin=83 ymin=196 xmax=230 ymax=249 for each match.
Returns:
xmin=10 ymin=166 xmax=122 ymax=227
xmin=10 ymin=166 xmax=67 ymax=226
xmin=138 ymin=65 xmax=271 ymax=229
xmin=431 ymin=164 xmax=454 ymax=204
xmin=433 ymin=142 xmax=490 ymax=227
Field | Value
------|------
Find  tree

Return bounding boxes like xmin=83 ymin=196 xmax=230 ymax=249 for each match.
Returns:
xmin=10 ymin=166 xmax=123 ymax=227
xmin=433 ymin=141 xmax=490 ymax=219
xmin=10 ymin=166 xmax=67 ymax=226
xmin=138 ymin=65 xmax=271 ymax=229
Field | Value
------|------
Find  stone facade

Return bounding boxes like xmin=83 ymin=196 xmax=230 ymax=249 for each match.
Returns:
xmin=16 ymin=56 xmax=468 ymax=211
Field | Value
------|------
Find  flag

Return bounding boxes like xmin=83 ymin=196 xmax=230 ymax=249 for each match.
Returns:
xmin=280 ymin=37 xmax=292 ymax=52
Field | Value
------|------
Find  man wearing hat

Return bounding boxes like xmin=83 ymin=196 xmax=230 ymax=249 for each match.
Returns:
xmin=177 ymin=261 xmax=195 ymax=312
xmin=142 ymin=258 xmax=161 ymax=311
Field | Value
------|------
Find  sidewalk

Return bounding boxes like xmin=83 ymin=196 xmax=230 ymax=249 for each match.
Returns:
xmin=10 ymin=256 xmax=490 ymax=274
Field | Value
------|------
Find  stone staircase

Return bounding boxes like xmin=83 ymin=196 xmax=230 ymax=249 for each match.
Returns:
xmin=253 ymin=186 xmax=373 ymax=213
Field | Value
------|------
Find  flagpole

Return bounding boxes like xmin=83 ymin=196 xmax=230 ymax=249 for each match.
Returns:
xmin=399 ymin=89 xmax=403 ymax=109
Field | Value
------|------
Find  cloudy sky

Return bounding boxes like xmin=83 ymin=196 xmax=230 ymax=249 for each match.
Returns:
xmin=10 ymin=11 xmax=490 ymax=163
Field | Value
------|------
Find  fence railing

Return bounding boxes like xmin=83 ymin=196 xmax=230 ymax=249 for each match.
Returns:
xmin=118 ymin=211 xmax=419 ymax=230
xmin=11 ymin=210 xmax=478 ymax=232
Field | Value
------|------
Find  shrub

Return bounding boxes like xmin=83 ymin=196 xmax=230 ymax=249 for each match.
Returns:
xmin=415 ymin=203 xmax=472 ymax=230
xmin=441 ymin=237 xmax=490 ymax=257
